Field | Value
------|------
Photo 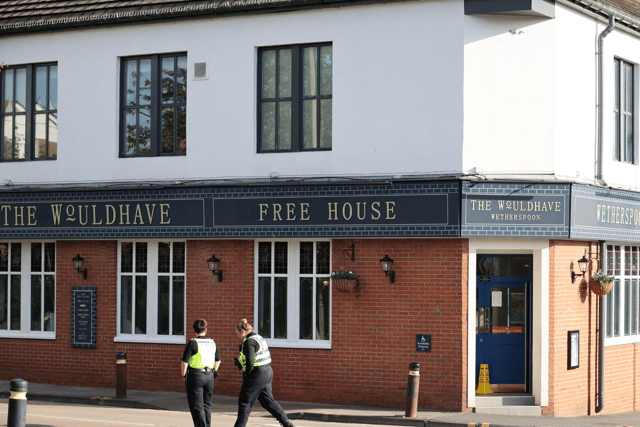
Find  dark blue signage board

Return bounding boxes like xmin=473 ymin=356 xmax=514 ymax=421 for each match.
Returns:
xmin=72 ymin=287 xmax=97 ymax=348
xmin=0 ymin=199 xmax=205 ymax=229
xmin=461 ymin=182 xmax=570 ymax=237
xmin=416 ymin=334 xmax=431 ymax=352
xmin=0 ymin=181 xmax=459 ymax=239
xmin=214 ymin=195 xmax=448 ymax=226
xmin=571 ymin=184 xmax=640 ymax=242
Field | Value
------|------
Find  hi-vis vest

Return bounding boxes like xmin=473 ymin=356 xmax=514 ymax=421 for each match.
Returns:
xmin=188 ymin=337 xmax=217 ymax=369
xmin=238 ymin=334 xmax=272 ymax=372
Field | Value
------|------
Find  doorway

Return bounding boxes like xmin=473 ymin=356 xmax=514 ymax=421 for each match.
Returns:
xmin=476 ymin=255 xmax=532 ymax=393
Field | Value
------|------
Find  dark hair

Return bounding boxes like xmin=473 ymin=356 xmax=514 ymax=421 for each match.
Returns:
xmin=235 ymin=318 xmax=253 ymax=333
xmin=193 ymin=319 xmax=208 ymax=334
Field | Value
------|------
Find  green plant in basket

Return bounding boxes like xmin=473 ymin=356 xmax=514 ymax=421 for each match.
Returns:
xmin=590 ymin=270 xmax=613 ymax=284
xmin=331 ymin=267 xmax=359 ymax=281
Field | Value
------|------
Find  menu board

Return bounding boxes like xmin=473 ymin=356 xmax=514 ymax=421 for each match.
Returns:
xmin=72 ymin=287 xmax=97 ymax=348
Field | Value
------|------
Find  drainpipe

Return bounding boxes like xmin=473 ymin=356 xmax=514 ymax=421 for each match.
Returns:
xmin=596 ymin=14 xmax=615 ymax=185
xmin=596 ymin=240 xmax=606 ymax=413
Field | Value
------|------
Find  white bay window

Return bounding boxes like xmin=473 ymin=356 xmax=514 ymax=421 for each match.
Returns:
xmin=116 ymin=241 xmax=185 ymax=343
xmin=255 ymin=240 xmax=331 ymax=348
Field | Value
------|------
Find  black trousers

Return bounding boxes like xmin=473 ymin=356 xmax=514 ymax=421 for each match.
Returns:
xmin=233 ymin=364 xmax=290 ymax=427
xmin=186 ymin=369 xmax=215 ymax=427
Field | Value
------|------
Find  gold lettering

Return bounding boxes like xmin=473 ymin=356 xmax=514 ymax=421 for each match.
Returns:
xmin=357 ymin=202 xmax=367 ymax=220
xmin=51 ymin=204 xmax=63 ymax=226
xmin=259 ymin=204 xmax=268 ymax=222
xmin=106 ymin=205 xmax=116 ymax=225
xmin=145 ymin=204 xmax=156 ymax=224
xmin=1 ymin=206 xmax=10 ymax=226
xmin=78 ymin=205 xmax=89 ymax=226
xmin=555 ymin=202 xmax=561 ymax=212
xmin=300 ymin=203 xmax=310 ymax=221
xmin=286 ymin=203 xmax=296 ymax=221
xmin=133 ymin=204 xmax=144 ymax=225
xmin=92 ymin=205 xmax=103 ymax=225
xmin=386 ymin=201 xmax=396 ymax=220
xmin=371 ymin=202 xmax=381 ymax=220
xmin=160 ymin=204 xmax=171 ymax=224
xmin=471 ymin=200 xmax=478 ymax=210
xmin=66 ymin=205 xmax=76 ymax=222
xmin=13 ymin=206 xmax=24 ymax=226
xmin=272 ymin=204 xmax=282 ymax=221
xmin=120 ymin=204 xmax=131 ymax=225
xmin=342 ymin=203 xmax=353 ymax=221
xmin=27 ymin=206 xmax=36 ymax=226
xmin=328 ymin=203 xmax=338 ymax=221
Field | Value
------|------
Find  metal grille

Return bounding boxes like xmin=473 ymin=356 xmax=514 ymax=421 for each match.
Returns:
xmin=194 ymin=62 xmax=207 ymax=79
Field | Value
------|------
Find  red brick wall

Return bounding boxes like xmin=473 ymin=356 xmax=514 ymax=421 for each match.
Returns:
xmin=548 ymin=240 xmax=640 ymax=416
xmin=0 ymin=238 xmax=469 ymax=411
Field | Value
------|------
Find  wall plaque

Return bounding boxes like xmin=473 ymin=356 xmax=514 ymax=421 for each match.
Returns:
xmin=72 ymin=287 xmax=97 ymax=348
xmin=416 ymin=334 xmax=431 ymax=352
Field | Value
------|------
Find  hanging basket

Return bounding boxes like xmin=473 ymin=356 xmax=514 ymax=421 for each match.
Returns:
xmin=589 ymin=280 xmax=613 ymax=296
xmin=333 ymin=278 xmax=358 ymax=293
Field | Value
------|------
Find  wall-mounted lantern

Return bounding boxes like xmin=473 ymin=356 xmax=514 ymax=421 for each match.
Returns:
xmin=72 ymin=254 xmax=88 ymax=280
xmin=380 ymin=254 xmax=395 ymax=284
xmin=207 ymin=255 xmax=223 ymax=282
xmin=571 ymin=251 xmax=590 ymax=284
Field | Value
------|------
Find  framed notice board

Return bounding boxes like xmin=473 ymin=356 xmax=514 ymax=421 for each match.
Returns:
xmin=72 ymin=287 xmax=97 ymax=348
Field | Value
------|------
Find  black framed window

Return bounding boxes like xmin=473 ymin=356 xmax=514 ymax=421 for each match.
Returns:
xmin=120 ymin=53 xmax=186 ymax=157
xmin=614 ymin=58 xmax=634 ymax=164
xmin=258 ymin=43 xmax=332 ymax=153
xmin=1 ymin=63 xmax=58 ymax=161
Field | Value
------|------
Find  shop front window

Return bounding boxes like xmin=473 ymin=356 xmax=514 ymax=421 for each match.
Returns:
xmin=256 ymin=240 xmax=331 ymax=348
xmin=117 ymin=241 xmax=185 ymax=343
xmin=605 ymin=245 xmax=640 ymax=345
xmin=0 ymin=241 xmax=55 ymax=338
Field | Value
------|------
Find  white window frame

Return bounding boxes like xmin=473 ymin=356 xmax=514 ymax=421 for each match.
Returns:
xmin=614 ymin=58 xmax=635 ymax=164
xmin=115 ymin=240 xmax=186 ymax=344
xmin=0 ymin=241 xmax=56 ymax=340
xmin=254 ymin=239 xmax=332 ymax=349
xmin=604 ymin=244 xmax=640 ymax=346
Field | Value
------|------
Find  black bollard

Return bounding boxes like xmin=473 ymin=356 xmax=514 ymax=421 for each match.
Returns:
xmin=116 ymin=352 xmax=127 ymax=398
xmin=405 ymin=362 xmax=420 ymax=418
xmin=8 ymin=379 xmax=27 ymax=427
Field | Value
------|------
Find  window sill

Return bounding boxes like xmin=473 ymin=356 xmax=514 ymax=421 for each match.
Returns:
xmin=0 ymin=332 xmax=56 ymax=340
xmin=114 ymin=335 xmax=186 ymax=345
xmin=605 ymin=335 xmax=640 ymax=346
xmin=265 ymin=339 xmax=331 ymax=350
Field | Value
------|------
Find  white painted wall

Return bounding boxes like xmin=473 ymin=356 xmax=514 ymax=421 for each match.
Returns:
xmin=6 ymin=0 xmax=640 ymax=192
xmin=462 ymin=13 xmax=557 ymax=175
xmin=0 ymin=0 xmax=464 ymax=185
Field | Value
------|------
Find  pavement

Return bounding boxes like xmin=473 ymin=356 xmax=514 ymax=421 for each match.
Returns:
xmin=1 ymin=380 xmax=640 ymax=427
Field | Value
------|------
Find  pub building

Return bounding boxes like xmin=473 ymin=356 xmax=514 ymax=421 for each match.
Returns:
xmin=2 ymin=0 xmax=640 ymax=418
xmin=1 ymin=179 xmax=637 ymax=416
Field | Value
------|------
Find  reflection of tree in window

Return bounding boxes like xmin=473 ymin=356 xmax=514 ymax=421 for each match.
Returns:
xmin=123 ymin=55 xmax=186 ymax=157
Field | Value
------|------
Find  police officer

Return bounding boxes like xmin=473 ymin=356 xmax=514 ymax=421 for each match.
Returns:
xmin=233 ymin=318 xmax=295 ymax=427
xmin=181 ymin=319 xmax=221 ymax=427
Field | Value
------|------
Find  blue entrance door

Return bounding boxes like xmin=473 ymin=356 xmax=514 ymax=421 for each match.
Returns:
xmin=476 ymin=255 xmax=532 ymax=393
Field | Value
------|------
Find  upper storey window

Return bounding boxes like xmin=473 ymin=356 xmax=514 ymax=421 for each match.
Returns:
xmin=1 ymin=63 xmax=58 ymax=161
xmin=614 ymin=58 xmax=634 ymax=164
xmin=257 ymin=43 xmax=332 ymax=153
xmin=120 ymin=54 xmax=186 ymax=157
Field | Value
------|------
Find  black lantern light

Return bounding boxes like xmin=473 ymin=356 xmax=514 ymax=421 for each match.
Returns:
xmin=72 ymin=253 xmax=88 ymax=280
xmin=379 ymin=254 xmax=395 ymax=284
xmin=571 ymin=251 xmax=590 ymax=284
xmin=207 ymin=255 xmax=223 ymax=282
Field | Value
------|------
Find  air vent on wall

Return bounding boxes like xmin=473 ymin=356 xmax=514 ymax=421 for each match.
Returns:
xmin=194 ymin=62 xmax=208 ymax=80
